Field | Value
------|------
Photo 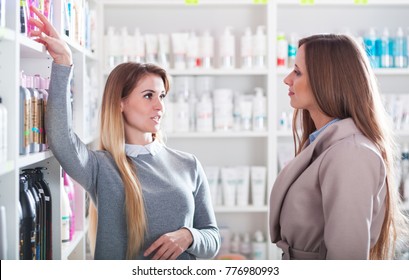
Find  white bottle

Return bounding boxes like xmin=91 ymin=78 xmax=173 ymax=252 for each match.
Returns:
xmin=252 ymin=87 xmax=267 ymax=131
xmin=252 ymin=231 xmax=267 ymax=260
xmin=239 ymin=232 xmax=252 ymax=259
xmin=240 ymin=96 xmax=253 ymax=131
xmin=196 ymin=93 xmax=213 ymax=132
xmin=213 ymin=88 xmax=234 ymax=131
xmin=61 ymin=183 xmax=71 ymax=243
xmin=186 ymin=31 xmax=199 ymax=69
xmin=200 ymin=30 xmax=214 ymax=69
xmin=277 ymin=32 xmax=288 ymax=68
xmin=240 ymin=27 xmax=253 ymax=68
xmin=120 ymin=26 xmax=130 ymax=63
xmin=133 ymin=28 xmax=146 ymax=63
xmin=219 ymin=27 xmax=235 ymax=69
xmin=253 ymin=26 xmax=266 ymax=68
xmin=230 ymin=233 xmax=241 ymax=254
xmin=145 ymin=33 xmax=158 ymax=65
xmin=287 ymin=33 xmax=298 ymax=68
xmin=105 ymin=26 xmax=121 ymax=71
xmin=158 ymin=33 xmax=170 ymax=69
xmin=0 ymin=97 xmax=7 ymax=162
xmin=173 ymin=97 xmax=190 ymax=132
xmin=393 ymin=27 xmax=408 ymax=68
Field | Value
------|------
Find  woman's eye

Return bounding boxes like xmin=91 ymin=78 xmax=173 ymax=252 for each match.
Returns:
xmin=143 ymin=93 xmax=153 ymax=99
xmin=294 ymin=69 xmax=301 ymax=76
xmin=160 ymin=94 xmax=166 ymax=100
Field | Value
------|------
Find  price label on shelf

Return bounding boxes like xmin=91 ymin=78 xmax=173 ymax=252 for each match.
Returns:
xmin=299 ymin=0 xmax=315 ymax=5
xmin=184 ymin=0 xmax=199 ymax=5
xmin=354 ymin=0 xmax=368 ymax=4
xmin=253 ymin=0 xmax=268 ymax=4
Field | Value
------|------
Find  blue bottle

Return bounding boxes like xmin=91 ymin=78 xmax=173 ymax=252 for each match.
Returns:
xmin=375 ymin=28 xmax=393 ymax=68
xmin=392 ymin=27 xmax=408 ymax=68
xmin=364 ymin=28 xmax=379 ymax=68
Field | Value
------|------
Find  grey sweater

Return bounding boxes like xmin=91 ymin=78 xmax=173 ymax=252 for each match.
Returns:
xmin=46 ymin=62 xmax=220 ymax=260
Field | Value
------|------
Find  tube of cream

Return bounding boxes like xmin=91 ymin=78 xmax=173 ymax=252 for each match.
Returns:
xmin=251 ymin=166 xmax=266 ymax=206
xmin=204 ymin=166 xmax=220 ymax=207
xmin=236 ymin=166 xmax=250 ymax=207
xmin=221 ymin=167 xmax=237 ymax=207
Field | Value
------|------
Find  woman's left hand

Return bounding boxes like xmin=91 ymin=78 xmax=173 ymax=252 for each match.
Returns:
xmin=144 ymin=228 xmax=193 ymax=260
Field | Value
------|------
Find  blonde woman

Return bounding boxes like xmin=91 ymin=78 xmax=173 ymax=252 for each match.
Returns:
xmin=269 ymin=34 xmax=408 ymax=259
xmin=29 ymin=7 xmax=220 ymax=260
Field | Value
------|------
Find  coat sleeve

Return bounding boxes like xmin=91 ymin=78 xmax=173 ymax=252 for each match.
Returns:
xmin=184 ymin=156 xmax=221 ymax=259
xmin=318 ymin=139 xmax=386 ymax=259
xmin=46 ymin=62 xmax=99 ymax=196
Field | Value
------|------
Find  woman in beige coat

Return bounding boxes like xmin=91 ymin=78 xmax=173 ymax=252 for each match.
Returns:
xmin=269 ymin=34 xmax=408 ymax=260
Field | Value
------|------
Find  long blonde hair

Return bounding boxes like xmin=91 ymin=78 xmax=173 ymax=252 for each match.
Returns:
xmin=88 ymin=63 xmax=170 ymax=259
xmin=292 ymin=34 xmax=408 ymax=259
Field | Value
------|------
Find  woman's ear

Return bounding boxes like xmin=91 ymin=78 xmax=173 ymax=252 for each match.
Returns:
xmin=120 ymin=100 xmax=124 ymax=112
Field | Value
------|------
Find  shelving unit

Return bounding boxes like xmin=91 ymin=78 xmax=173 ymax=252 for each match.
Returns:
xmin=99 ymin=0 xmax=409 ymax=260
xmin=1 ymin=0 xmax=407 ymax=260
xmin=0 ymin=0 xmax=99 ymax=259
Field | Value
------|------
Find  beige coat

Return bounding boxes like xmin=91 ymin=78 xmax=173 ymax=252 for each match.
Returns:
xmin=269 ymin=118 xmax=387 ymax=259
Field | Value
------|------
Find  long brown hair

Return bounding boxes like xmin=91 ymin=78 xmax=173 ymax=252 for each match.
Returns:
xmin=88 ymin=63 xmax=170 ymax=259
xmin=292 ymin=34 xmax=408 ymax=259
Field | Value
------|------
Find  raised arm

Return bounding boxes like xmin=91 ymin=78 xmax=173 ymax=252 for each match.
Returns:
xmin=28 ymin=6 xmax=98 ymax=192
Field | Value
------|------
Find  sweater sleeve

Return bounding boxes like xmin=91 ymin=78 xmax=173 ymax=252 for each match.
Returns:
xmin=184 ymin=156 xmax=221 ymax=259
xmin=318 ymin=139 xmax=386 ymax=260
xmin=46 ymin=62 xmax=99 ymax=195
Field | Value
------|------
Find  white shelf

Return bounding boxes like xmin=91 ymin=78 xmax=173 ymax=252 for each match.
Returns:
xmin=17 ymin=150 xmax=55 ymax=168
xmin=19 ymin=34 xmax=49 ymax=59
xmin=167 ymin=131 xmax=269 ymax=138
xmin=168 ymin=68 xmax=269 ymax=76
xmin=214 ymin=206 xmax=268 ymax=213
xmin=277 ymin=67 xmax=409 ymax=76
xmin=276 ymin=0 xmax=409 ymax=5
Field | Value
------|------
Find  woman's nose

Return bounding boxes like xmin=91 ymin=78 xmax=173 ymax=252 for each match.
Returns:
xmin=283 ymin=73 xmax=292 ymax=86
xmin=153 ymin=96 xmax=164 ymax=111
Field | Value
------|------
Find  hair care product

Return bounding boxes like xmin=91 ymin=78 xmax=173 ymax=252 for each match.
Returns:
xmin=287 ymin=33 xmax=298 ymax=68
xmin=158 ymin=33 xmax=170 ymax=69
xmin=61 ymin=183 xmax=71 ymax=243
xmin=23 ymin=169 xmax=43 ymax=259
xmin=213 ymin=88 xmax=233 ymax=131
xmin=203 ymin=166 xmax=219 ymax=207
xmin=63 ymin=171 xmax=75 ymax=241
xmin=239 ymin=232 xmax=251 ymax=259
xmin=133 ymin=28 xmax=145 ymax=63
xmin=240 ymin=96 xmax=253 ymax=131
xmin=251 ymin=166 xmax=267 ymax=206
xmin=236 ymin=166 xmax=250 ymax=207
xmin=186 ymin=31 xmax=199 ymax=69
xmin=241 ymin=27 xmax=253 ymax=68
xmin=196 ymin=93 xmax=213 ymax=132
xmin=376 ymin=27 xmax=393 ymax=68
xmin=200 ymin=30 xmax=214 ymax=68
xmin=252 ymin=230 xmax=267 ymax=260
xmin=26 ymin=75 xmax=40 ymax=153
xmin=393 ymin=27 xmax=408 ymax=68
xmin=19 ymin=72 xmax=32 ymax=155
xmin=220 ymin=167 xmax=237 ymax=207
xmin=34 ymin=167 xmax=52 ymax=259
xmin=19 ymin=174 xmax=36 ymax=260
xmin=277 ymin=32 xmax=288 ymax=68
xmin=252 ymin=87 xmax=266 ymax=131
xmin=171 ymin=32 xmax=188 ymax=69
xmin=219 ymin=27 xmax=235 ymax=69
xmin=145 ymin=33 xmax=158 ymax=65
xmin=364 ymin=27 xmax=378 ymax=68
xmin=253 ymin=26 xmax=266 ymax=68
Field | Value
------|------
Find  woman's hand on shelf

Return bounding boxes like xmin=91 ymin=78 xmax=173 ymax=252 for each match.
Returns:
xmin=28 ymin=6 xmax=73 ymax=66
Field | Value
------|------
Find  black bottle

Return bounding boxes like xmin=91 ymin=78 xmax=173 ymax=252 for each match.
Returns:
xmin=19 ymin=174 xmax=36 ymax=260
xmin=34 ymin=167 xmax=52 ymax=260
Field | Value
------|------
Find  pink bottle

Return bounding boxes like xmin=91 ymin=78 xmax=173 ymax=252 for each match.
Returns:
xmin=63 ymin=171 xmax=75 ymax=241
